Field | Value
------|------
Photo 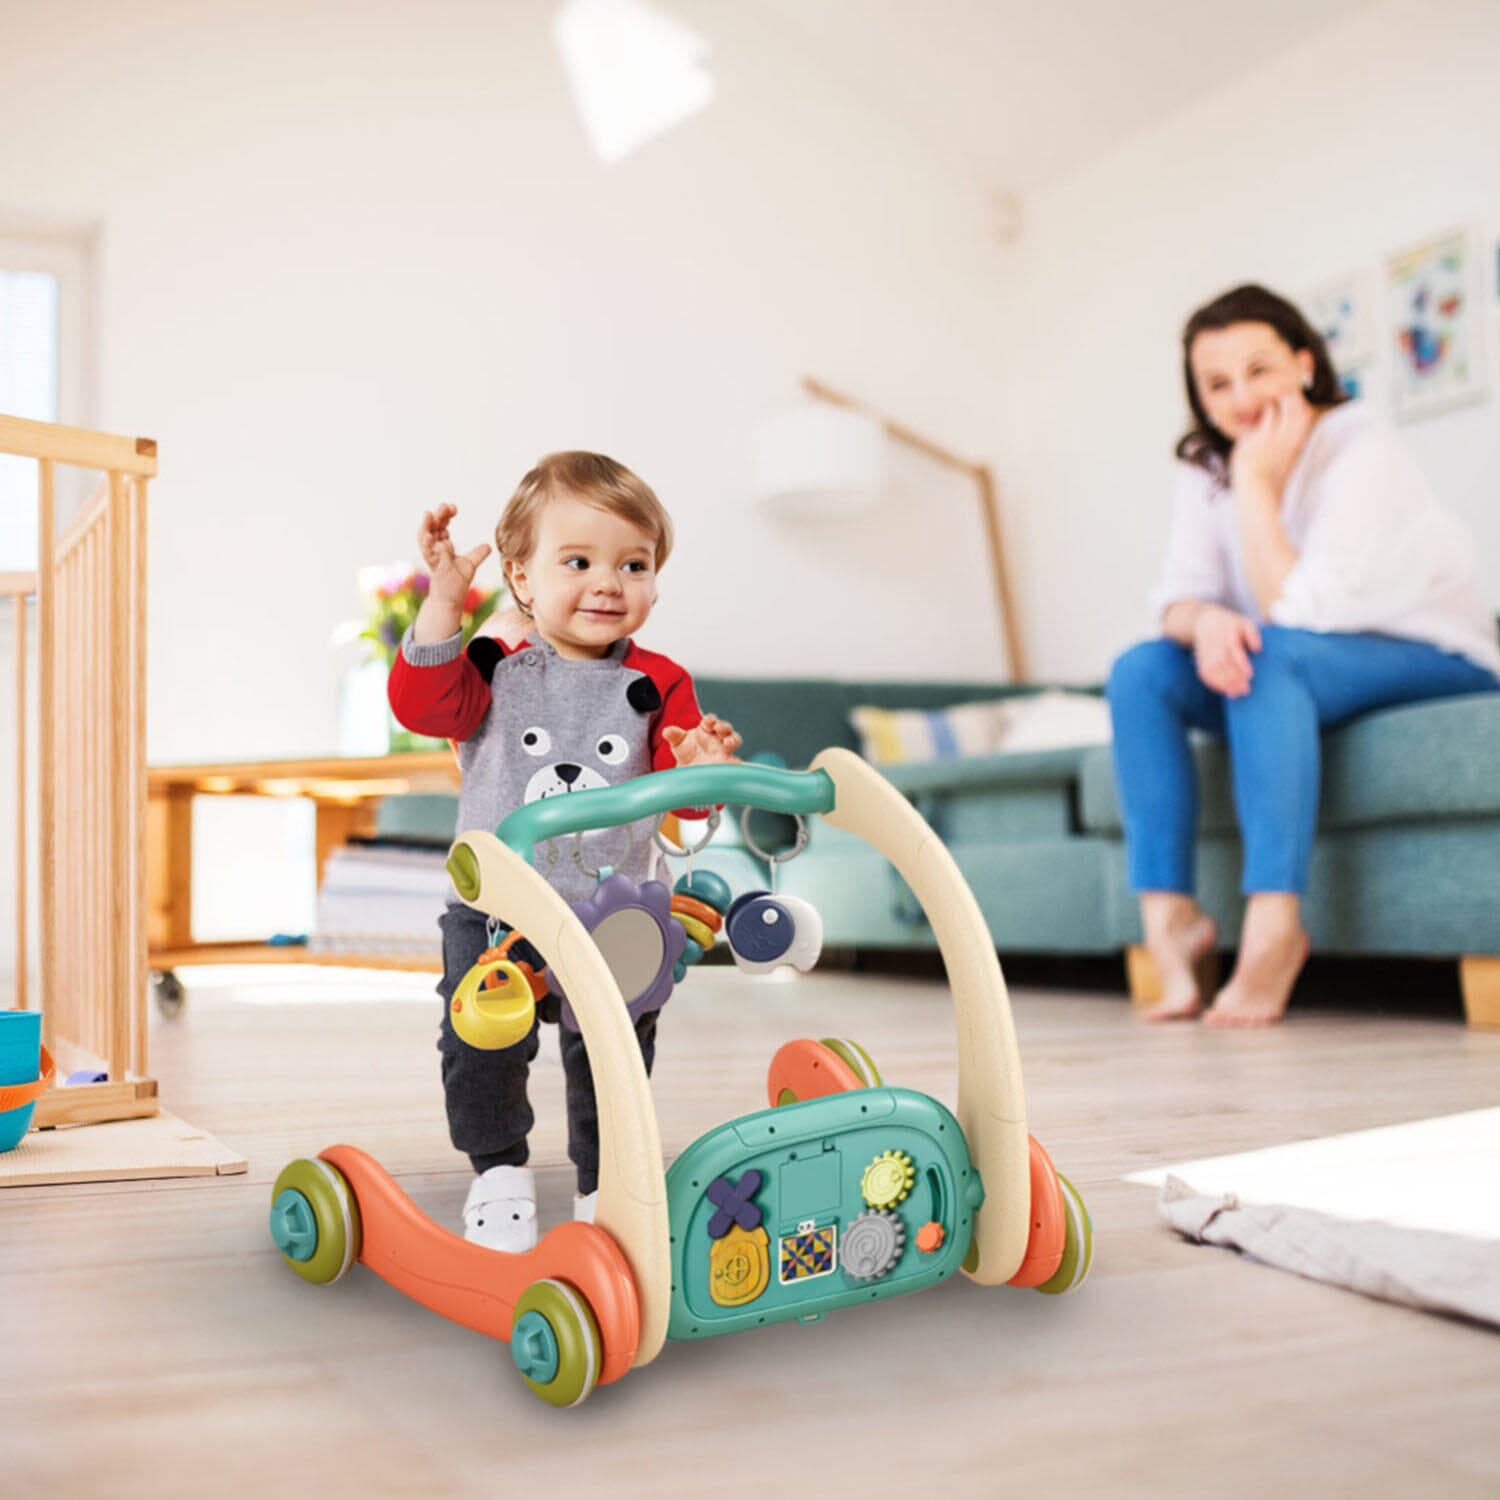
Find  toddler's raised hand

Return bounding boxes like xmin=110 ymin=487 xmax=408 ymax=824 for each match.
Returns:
xmin=419 ymin=504 xmax=492 ymax=608
xmin=664 ymin=714 xmax=743 ymax=767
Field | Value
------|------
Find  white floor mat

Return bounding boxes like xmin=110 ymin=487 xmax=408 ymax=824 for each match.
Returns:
xmin=1125 ymin=1107 xmax=1500 ymax=1239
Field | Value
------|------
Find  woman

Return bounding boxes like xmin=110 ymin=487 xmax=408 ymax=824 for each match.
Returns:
xmin=1108 ymin=284 xmax=1500 ymax=1027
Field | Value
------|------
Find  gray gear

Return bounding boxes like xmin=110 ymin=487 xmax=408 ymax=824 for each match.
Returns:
xmin=842 ymin=1209 xmax=906 ymax=1281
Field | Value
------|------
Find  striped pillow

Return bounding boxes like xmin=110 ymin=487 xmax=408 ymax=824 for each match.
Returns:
xmin=849 ymin=700 xmax=1010 ymax=767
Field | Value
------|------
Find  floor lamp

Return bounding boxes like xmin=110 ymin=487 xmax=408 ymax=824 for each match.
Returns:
xmin=765 ymin=376 xmax=1028 ymax=682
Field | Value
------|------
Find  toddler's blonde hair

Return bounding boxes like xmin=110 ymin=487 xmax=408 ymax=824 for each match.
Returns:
xmin=497 ymin=453 xmax=673 ymax=620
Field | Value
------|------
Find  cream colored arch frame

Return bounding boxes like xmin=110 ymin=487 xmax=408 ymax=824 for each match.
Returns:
xmin=448 ymin=746 xmax=1030 ymax=1369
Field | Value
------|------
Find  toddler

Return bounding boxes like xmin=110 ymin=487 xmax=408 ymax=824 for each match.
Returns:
xmin=389 ymin=451 xmax=740 ymax=1250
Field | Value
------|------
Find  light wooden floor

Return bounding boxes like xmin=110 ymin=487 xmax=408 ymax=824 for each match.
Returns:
xmin=4 ymin=964 xmax=1499 ymax=1499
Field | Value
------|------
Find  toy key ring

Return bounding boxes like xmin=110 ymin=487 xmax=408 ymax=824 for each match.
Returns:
xmin=653 ymin=807 xmax=720 ymax=879
xmin=738 ymin=809 xmax=809 ymax=895
xmin=572 ymin=817 xmax=638 ymax=880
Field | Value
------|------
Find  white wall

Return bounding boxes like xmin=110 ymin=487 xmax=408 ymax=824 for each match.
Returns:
xmin=0 ymin=0 xmax=1028 ymax=967
xmin=0 ymin=0 xmax=1026 ymax=772
xmin=6 ymin=0 xmax=1499 ymax=975
xmin=1006 ymin=0 xmax=1500 ymax=680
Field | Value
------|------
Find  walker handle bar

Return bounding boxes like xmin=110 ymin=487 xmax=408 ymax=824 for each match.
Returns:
xmin=494 ymin=763 xmax=836 ymax=863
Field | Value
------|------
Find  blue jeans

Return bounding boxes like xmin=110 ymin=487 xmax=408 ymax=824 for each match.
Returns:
xmin=1107 ymin=625 xmax=1499 ymax=895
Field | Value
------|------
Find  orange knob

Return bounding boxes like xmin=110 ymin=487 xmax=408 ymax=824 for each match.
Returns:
xmin=916 ymin=1221 xmax=945 ymax=1253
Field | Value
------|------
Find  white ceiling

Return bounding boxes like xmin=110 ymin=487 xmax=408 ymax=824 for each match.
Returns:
xmin=747 ymin=0 xmax=1378 ymax=198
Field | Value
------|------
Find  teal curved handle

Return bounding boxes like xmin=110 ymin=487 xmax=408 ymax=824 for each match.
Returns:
xmin=494 ymin=763 xmax=836 ymax=861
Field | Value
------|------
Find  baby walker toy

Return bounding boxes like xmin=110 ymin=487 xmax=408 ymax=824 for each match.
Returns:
xmin=268 ymin=749 xmax=1092 ymax=1408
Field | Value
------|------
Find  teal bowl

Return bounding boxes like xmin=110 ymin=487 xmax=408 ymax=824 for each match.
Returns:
xmin=0 ymin=1010 xmax=43 ymax=1153
xmin=0 ymin=1101 xmax=35 ymax=1153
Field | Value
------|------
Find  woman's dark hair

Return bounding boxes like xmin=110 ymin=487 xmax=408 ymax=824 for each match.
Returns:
xmin=1176 ymin=283 xmax=1349 ymax=477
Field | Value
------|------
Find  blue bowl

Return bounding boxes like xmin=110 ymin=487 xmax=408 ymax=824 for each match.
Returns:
xmin=0 ymin=1102 xmax=35 ymax=1153
xmin=0 ymin=1010 xmax=43 ymax=1153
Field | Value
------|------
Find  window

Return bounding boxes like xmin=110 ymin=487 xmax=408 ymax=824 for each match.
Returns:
xmin=0 ymin=222 xmax=96 ymax=570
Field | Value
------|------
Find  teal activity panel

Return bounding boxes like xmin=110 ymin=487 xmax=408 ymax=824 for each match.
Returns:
xmin=665 ymin=1088 xmax=984 ymax=1341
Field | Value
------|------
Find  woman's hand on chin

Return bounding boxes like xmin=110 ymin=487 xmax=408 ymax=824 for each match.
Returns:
xmin=1230 ymin=390 xmax=1316 ymax=497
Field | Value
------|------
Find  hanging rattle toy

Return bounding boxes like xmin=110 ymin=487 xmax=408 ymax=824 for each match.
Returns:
xmin=723 ymin=809 xmax=824 ymax=975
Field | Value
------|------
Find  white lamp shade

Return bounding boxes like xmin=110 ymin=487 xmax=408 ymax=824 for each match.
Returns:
xmin=553 ymin=0 xmax=716 ymax=166
xmin=754 ymin=406 xmax=885 ymax=514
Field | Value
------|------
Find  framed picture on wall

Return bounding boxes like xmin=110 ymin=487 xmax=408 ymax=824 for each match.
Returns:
xmin=1305 ymin=271 xmax=1376 ymax=371
xmin=1384 ymin=226 xmax=1488 ymax=421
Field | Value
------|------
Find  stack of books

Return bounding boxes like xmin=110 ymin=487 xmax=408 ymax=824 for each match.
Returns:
xmin=310 ymin=839 xmax=452 ymax=957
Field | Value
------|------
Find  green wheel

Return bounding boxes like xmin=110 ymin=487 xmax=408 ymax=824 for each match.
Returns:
xmin=511 ymin=1279 xmax=602 ymax=1408
xmin=269 ymin=1158 xmax=362 ymax=1286
xmin=819 ymin=1037 xmax=882 ymax=1088
xmin=1036 ymin=1173 xmax=1092 ymax=1295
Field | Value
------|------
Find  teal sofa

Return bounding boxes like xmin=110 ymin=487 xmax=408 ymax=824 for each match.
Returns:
xmin=684 ymin=679 xmax=1113 ymax=956
xmin=376 ymin=674 xmax=1500 ymax=1025
xmin=684 ymin=675 xmax=1500 ymax=1027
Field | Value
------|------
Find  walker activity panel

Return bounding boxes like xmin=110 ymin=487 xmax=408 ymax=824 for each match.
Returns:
xmin=665 ymin=1088 xmax=983 ymax=1339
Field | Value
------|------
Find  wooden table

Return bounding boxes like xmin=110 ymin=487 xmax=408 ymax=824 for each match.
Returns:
xmin=147 ymin=752 xmax=459 ymax=980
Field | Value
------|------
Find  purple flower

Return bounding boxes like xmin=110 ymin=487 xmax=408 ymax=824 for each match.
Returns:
xmin=378 ymin=619 xmax=401 ymax=649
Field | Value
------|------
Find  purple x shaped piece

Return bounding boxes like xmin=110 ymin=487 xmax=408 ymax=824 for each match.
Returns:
xmin=705 ymin=1169 xmax=765 ymax=1239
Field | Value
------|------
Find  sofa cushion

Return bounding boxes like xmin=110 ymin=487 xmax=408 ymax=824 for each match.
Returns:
xmin=768 ymin=834 xmax=1114 ymax=954
xmin=850 ymin=699 xmax=1010 ymax=766
xmin=1080 ymin=690 xmax=1500 ymax=835
xmin=693 ymin=677 xmax=1045 ymax=773
xmin=883 ymin=745 xmax=1095 ymax=798
xmin=1103 ymin=824 xmax=1500 ymax=954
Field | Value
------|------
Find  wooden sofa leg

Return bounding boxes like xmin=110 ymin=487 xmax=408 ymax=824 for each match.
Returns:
xmin=1126 ymin=944 xmax=1222 ymax=1008
xmin=1459 ymin=957 xmax=1500 ymax=1030
xmin=1125 ymin=945 xmax=1161 ymax=1006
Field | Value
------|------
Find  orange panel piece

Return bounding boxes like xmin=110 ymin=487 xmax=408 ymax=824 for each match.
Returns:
xmin=765 ymin=1038 xmax=862 ymax=1109
xmin=915 ymin=1220 xmax=946 ymax=1254
xmin=320 ymin=1144 xmax=641 ymax=1387
xmin=1006 ymin=1135 xmax=1066 ymax=1288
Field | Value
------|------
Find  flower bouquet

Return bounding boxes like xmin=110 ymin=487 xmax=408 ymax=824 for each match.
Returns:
xmin=334 ymin=561 xmax=503 ymax=753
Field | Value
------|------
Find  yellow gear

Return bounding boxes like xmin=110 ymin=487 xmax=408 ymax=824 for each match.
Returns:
xmin=861 ymin=1150 xmax=915 ymax=1208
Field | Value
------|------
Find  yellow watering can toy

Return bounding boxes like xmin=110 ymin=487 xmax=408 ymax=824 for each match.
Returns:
xmin=450 ymin=955 xmax=537 ymax=1051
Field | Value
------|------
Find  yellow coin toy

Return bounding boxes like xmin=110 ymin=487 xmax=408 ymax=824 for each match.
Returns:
xmin=709 ymin=1224 xmax=770 ymax=1307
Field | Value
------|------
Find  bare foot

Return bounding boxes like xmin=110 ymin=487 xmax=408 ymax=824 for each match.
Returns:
xmin=1140 ymin=913 xmax=1218 ymax=1022
xmin=1204 ymin=920 xmax=1310 ymax=1028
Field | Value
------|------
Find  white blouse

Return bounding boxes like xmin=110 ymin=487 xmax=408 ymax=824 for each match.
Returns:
xmin=1151 ymin=400 xmax=1500 ymax=677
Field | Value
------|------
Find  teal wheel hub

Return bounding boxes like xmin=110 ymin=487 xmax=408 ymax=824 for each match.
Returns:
xmin=269 ymin=1188 xmax=318 ymax=1262
xmin=512 ymin=1311 xmax=560 ymax=1384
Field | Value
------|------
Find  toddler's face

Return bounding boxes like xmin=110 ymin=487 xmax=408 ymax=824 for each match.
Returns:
xmin=510 ymin=490 xmax=658 ymax=658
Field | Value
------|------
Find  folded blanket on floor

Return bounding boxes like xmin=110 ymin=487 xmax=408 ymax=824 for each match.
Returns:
xmin=1159 ymin=1175 xmax=1500 ymax=1330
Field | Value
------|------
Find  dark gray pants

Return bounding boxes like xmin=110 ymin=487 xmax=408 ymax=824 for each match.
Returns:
xmin=437 ymin=904 xmax=659 ymax=1196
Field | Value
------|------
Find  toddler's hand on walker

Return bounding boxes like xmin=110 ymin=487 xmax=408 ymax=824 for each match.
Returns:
xmin=418 ymin=503 xmax=492 ymax=609
xmin=1192 ymin=606 xmax=1261 ymax=698
xmin=664 ymin=715 xmax=743 ymax=767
